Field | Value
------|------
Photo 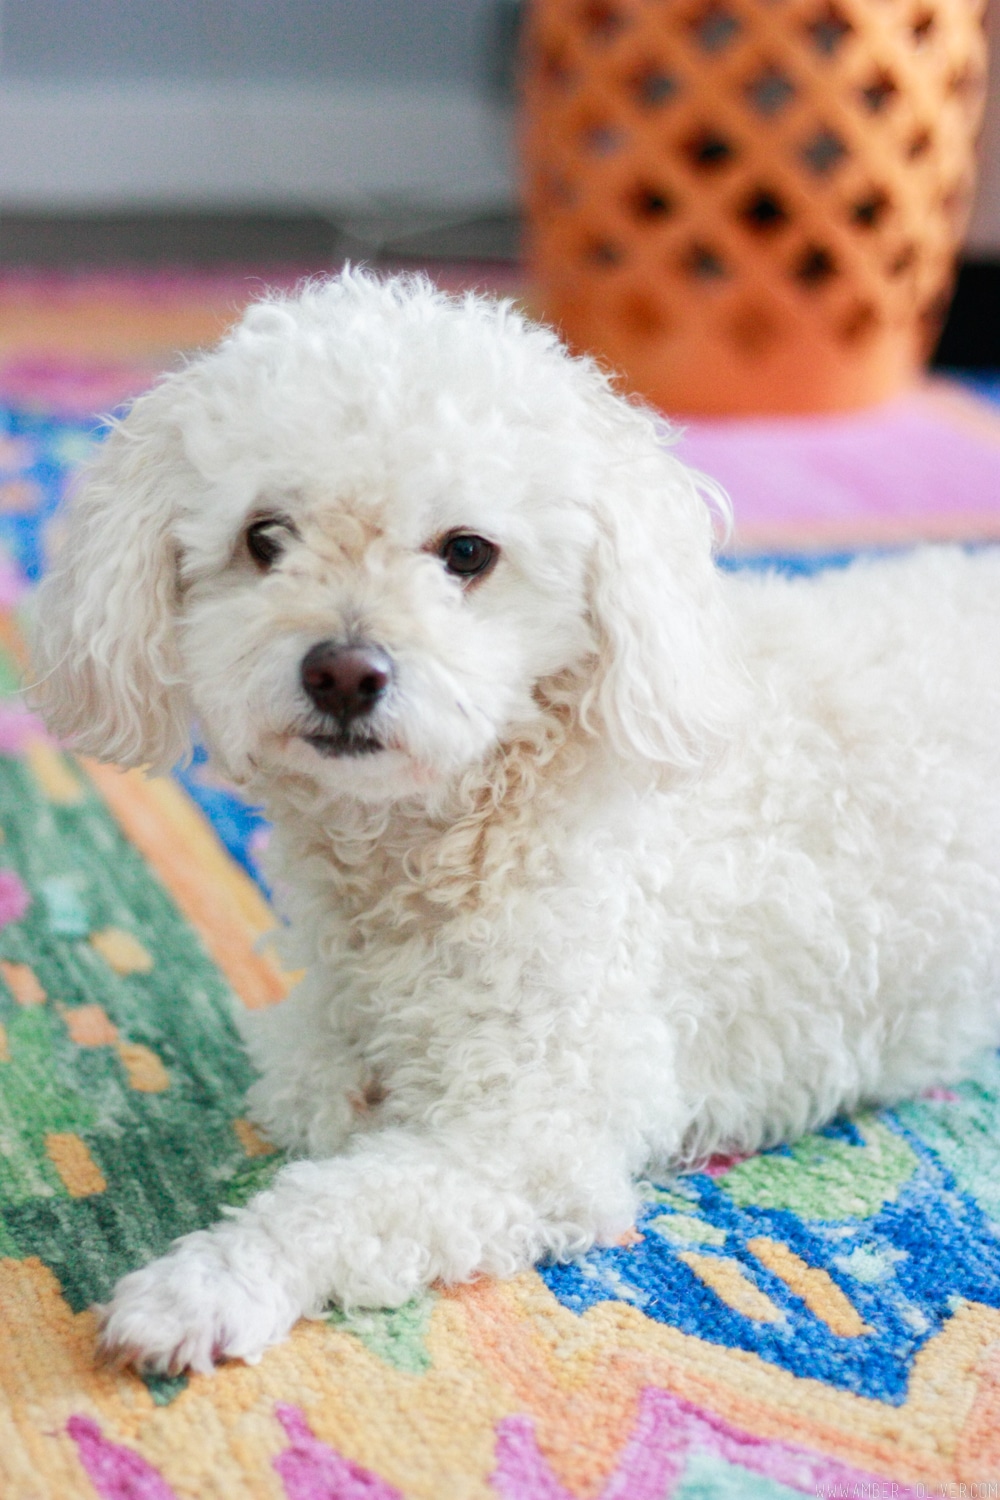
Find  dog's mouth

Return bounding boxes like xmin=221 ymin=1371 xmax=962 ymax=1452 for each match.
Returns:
xmin=301 ymin=730 xmax=385 ymax=759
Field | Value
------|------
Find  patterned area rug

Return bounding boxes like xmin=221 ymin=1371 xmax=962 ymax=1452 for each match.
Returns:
xmin=1 ymin=292 xmax=999 ymax=1496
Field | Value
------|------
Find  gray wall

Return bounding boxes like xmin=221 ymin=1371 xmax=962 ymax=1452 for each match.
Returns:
xmin=0 ymin=1 xmax=516 ymax=209
xmin=0 ymin=0 xmax=995 ymax=249
xmin=0 ymin=0 xmax=496 ymax=89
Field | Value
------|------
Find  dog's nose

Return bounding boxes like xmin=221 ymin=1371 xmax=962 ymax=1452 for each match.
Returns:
xmin=300 ymin=641 xmax=393 ymax=719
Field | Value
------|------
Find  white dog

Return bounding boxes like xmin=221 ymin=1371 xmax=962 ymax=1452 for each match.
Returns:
xmin=31 ymin=271 xmax=1000 ymax=1375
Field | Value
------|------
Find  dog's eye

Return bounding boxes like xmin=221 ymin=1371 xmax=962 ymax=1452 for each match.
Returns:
xmin=439 ymin=533 xmax=497 ymax=580
xmin=246 ymin=517 xmax=295 ymax=571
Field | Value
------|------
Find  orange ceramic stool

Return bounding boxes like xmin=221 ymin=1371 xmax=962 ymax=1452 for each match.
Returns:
xmin=522 ymin=0 xmax=988 ymax=414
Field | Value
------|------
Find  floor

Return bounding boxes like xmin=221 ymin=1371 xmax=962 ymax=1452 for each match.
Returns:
xmin=0 ymin=210 xmax=524 ymax=410
xmin=0 ymin=208 xmax=521 ymax=271
xmin=0 ymin=209 xmax=994 ymax=371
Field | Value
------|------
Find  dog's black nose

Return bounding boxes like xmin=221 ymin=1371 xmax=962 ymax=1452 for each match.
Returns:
xmin=300 ymin=641 xmax=393 ymax=720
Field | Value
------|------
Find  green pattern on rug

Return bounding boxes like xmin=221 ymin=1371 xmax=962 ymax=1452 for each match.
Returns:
xmin=720 ymin=1116 xmax=918 ymax=1218
xmin=0 ymin=707 xmax=283 ymax=1314
xmin=327 ymin=1293 xmax=437 ymax=1374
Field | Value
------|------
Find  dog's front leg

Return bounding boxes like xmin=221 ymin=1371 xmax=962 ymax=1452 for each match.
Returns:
xmin=97 ymin=1122 xmax=636 ymax=1374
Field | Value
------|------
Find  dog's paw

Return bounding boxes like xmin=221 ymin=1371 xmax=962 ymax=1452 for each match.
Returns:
xmin=97 ymin=1229 xmax=302 ymax=1375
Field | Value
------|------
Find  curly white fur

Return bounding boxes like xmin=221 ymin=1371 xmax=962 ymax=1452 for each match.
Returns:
xmin=30 ymin=271 xmax=1000 ymax=1374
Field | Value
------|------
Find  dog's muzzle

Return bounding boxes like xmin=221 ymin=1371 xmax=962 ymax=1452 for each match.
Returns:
xmin=299 ymin=640 xmax=393 ymax=756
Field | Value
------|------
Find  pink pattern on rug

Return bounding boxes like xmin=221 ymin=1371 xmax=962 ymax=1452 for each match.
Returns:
xmin=0 ymin=704 xmax=52 ymax=756
xmin=0 ymin=356 xmax=160 ymax=419
xmin=0 ymin=868 xmax=30 ymax=927
xmin=679 ymin=386 xmax=1000 ymax=552
xmin=67 ymin=1414 xmax=178 ymax=1499
xmin=490 ymin=1386 xmax=908 ymax=1499
xmin=274 ymin=1403 xmax=404 ymax=1500
xmin=701 ymin=1151 xmax=753 ymax=1178
xmin=491 ymin=1419 xmax=573 ymax=1500
xmin=0 ymin=434 xmax=35 ymax=469
xmin=0 ymin=550 xmax=29 ymax=609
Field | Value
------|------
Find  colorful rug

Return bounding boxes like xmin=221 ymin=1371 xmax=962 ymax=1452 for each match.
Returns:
xmin=1 ymin=277 xmax=999 ymax=1498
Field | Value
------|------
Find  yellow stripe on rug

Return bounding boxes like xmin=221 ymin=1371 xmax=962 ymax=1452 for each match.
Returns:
xmin=81 ymin=758 xmax=293 ymax=1010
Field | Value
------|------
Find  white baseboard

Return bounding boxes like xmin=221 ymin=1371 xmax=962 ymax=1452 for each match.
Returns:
xmin=0 ymin=81 xmax=516 ymax=211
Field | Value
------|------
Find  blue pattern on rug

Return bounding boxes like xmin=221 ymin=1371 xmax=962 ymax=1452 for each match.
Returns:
xmin=541 ymin=1053 xmax=1000 ymax=1404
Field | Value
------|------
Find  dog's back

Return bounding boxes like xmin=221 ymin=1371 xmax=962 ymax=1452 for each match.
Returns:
xmin=652 ymin=547 xmax=1000 ymax=1160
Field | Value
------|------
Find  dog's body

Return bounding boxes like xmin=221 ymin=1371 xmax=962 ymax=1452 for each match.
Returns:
xmin=31 ymin=273 xmax=1000 ymax=1373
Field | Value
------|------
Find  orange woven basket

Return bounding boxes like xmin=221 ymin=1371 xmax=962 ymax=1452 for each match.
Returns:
xmin=521 ymin=0 xmax=988 ymax=415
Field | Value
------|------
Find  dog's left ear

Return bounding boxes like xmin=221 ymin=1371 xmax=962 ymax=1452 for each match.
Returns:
xmin=580 ymin=402 xmax=745 ymax=772
xmin=29 ymin=379 xmax=193 ymax=772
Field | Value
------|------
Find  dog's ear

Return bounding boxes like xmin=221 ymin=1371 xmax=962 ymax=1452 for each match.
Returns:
xmin=29 ymin=382 xmax=192 ymax=772
xmin=580 ymin=404 xmax=744 ymax=772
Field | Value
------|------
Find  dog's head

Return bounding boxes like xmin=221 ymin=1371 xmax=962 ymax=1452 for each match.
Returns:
xmin=31 ymin=271 xmax=741 ymax=804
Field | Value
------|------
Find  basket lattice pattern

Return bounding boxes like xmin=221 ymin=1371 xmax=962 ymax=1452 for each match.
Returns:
xmin=522 ymin=0 xmax=988 ymax=413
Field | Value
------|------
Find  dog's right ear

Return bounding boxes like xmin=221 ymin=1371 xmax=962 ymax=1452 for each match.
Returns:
xmin=29 ymin=381 xmax=193 ymax=772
